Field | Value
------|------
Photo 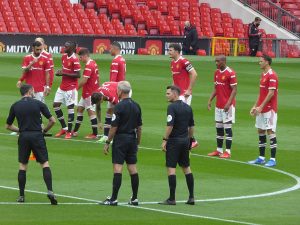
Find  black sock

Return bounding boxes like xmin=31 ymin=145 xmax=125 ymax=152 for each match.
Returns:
xmin=269 ymin=134 xmax=277 ymax=158
xmin=185 ymin=173 xmax=194 ymax=199
xmin=73 ymin=113 xmax=83 ymax=132
xmin=18 ymin=170 xmax=26 ymax=196
xmin=259 ymin=134 xmax=267 ymax=157
xmin=225 ymin=128 xmax=233 ymax=150
xmin=130 ymin=173 xmax=139 ymax=200
xmin=90 ymin=117 xmax=98 ymax=135
xmin=67 ymin=107 xmax=75 ymax=132
xmin=54 ymin=107 xmax=67 ymax=129
xmin=111 ymin=173 xmax=122 ymax=201
xmin=216 ymin=127 xmax=224 ymax=149
xmin=104 ymin=114 xmax=112 ymax=136
xmin=168 ymin=175 xmax=176 ymax=201
xmin=43 ymin=167 xmax=53 ymax=192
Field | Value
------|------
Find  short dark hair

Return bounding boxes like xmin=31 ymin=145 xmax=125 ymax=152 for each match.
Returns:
xmin=91 ymin=92 xmax=103 ymax=105
xmin=20 ymin=84 xmax=33 ymax=96
xmin=111 ymin=41 xmax=121 ymax=50
xmin=255 ymin=17 xmax=261 ymax=22
xmin=167 ymin=85 xmax=181 ymax=96
xmin=78 ymin=48 xmax=90 ymax=56
xmin=262 ymin=54 xmax=272 ymax=65
xmin=168 ymin=43 xmax=181 ymax=53
xmin=65 ymin=41 xmax=77 ymax=51
xmin=32 ymin=41 xmax=42 ymax=47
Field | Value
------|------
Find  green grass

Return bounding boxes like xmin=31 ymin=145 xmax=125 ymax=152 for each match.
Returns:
xmin=0 ymin=54 xmax=299 ymax=225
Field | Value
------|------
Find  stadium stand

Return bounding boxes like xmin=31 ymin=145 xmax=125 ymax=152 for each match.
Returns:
xmin=0 ymin=0 xmax=272 ymax=38
xmin=0 ymin=0 xmax=298 ymax=57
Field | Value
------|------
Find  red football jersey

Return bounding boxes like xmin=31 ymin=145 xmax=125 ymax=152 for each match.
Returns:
xmin=110 ymin=55 xmax=126 ymax=82
xmin=96 ymin=82 xmax=119 ymax=105
xmin=257 ymin=69 xmax=278 ymax=113
xmin=41 ymin=50 xmax=54 ymax=87
xmin=60 ymin=53 xmax=81 ymax=91
xmin=82 ymin=59 xmax=100 ymax=99
xmin=20 ymin=54 xmax=51 ymax=92
xmin=171 ymin=56 xmax=194 ymax=95
xmin=214 ymin=67 xmax=237 ymax=109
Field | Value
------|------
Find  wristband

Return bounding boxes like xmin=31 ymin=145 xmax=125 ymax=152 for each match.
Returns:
xmin=163 ymin=137 xmax=168 ymax=141
xmin=105 ymin=140 xmax=111 ymax=145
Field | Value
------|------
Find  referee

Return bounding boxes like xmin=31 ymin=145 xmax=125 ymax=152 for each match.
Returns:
xmin=160 ymin=85 xmax=195 ymax=205
xmin=6 ymin=84 xmax=57 ymax=205
xmin=101 ymin=81 xmax=142 ymax=206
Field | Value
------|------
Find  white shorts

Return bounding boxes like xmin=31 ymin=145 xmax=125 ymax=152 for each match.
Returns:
xmin=179 ymin=95 xmax=192 ymax=106
xmin=107 ymin=89 xmax=132 ymax=109
xmin=255 ymin=110 xmax=277 ymax=132
xmin=54 ymin=88 xmax=78 ymax=106
xmin=34 ymin=92 xmax=45 ymax=103
xmin=215 ymin=106 xmax=235 ymax=123
xmin=78 ymin=96 xmax=95 ymax=111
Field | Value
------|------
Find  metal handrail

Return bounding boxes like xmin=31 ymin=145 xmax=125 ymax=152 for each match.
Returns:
xmin=238 ymin=0 xmax=300 ymax=37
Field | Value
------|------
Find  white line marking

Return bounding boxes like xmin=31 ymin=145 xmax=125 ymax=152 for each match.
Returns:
xmin=1 ymin=132 xmax=299 ymax=225
xmin=123 ymin=205 xmax=260 ymax=225
xmin=0 ymin=202 xmax=97 ymax=205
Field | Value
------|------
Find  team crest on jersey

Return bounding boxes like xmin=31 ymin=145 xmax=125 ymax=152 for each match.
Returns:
xmin=176 ymin=64 xmax=179 ymax=69
xmin=262 ymin=78 xmax=266 ymax=83
xmin=39 ymin=61 xmax=43 ymax=65
xmin=222 ymin=76 xmax=225 ymax=80
xmin=68 ymin=62 xmax=71 ymax=66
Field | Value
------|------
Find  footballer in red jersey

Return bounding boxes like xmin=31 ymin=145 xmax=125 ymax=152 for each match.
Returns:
xmin=207 ymin=55 xmax=237 ymax=159
xmin=249 ymin=55 xmax=279 ymax=167
xmin=91 ymin=81 xmax=130 ymax=143
xmin=109 ymin=41 xmax=126 ymax=82
xmin=73 ymin=48 xmax=100 ymax=139
xmin=168 ymin=43 xmax=198 ymax=148
xmin=53 ymin=41 xmax=81 ymax=139
xmin=35 ymin=37 xmax=54 ymax=89
xmin=168 ymin=43 xmax=197 ymax=106
xmin=17 ymin=41 xmax=51 ymax=103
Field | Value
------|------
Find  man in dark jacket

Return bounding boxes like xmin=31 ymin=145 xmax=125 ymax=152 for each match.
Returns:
xmin=182 ymin=21 xmax=199 ymax=55
xmin=249 ymin=17 xmax=262 ymax=56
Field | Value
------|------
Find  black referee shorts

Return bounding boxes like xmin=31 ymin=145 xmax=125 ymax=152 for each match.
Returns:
xmin=18 ymin=132 xmax=48 ymax=164
xmin=112 ymin=134 xmax=138 ymax=165
xmin=166 ymin=138 xmax=190 ymax=168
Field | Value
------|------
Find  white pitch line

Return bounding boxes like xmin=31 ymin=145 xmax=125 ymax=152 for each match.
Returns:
xmin=0 ymin=132 xmax=299 ymax=225
xmin=123 ymin=205 xmax=261 ymax=225
xmin=0 ymin=202 xmax=97 ymax=205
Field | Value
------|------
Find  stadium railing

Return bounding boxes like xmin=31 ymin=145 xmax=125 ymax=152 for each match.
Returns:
xmin=238 ymin=0 xmax=300 ymax=37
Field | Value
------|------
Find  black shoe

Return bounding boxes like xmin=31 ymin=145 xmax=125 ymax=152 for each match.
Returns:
xmin=158 ymin=199 xmax=176 ymax=205
xmin=128 ymin=197 xmax=138 ymax=206
xmin=185 ymin=197 xmax=195 ymax=205
xmin=47 ymin=191 xmax=58 ymax=205
xmin=17 ymin=196 xmax=25 ymax=203
xmin=100 ymin=196 xmax=118 ymax=206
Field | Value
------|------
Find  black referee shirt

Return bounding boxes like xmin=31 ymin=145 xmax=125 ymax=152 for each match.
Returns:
xmin=111 ymin=98 xmax=142 ymax=136
xmin=6 ymin=97 xmax=52 ymax=132
xmin=167 ymin=100 xmax=194 ymax=138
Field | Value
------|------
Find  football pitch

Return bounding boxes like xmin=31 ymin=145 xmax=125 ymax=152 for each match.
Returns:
xmin=0 ymin=54 xmax=299 ymax=225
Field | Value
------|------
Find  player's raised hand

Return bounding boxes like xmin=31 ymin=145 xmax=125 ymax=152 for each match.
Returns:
xmin=16 ymin=81 xmax=22 ymax=88
xmin=103 ymin=144 xmax=109 ymax=155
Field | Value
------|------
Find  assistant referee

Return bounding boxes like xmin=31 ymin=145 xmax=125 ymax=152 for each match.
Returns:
xmin=6 ymin=84 xmax=57 ymax=205
xmin=160 ymin=85 xmax=195 ymax=205
xmin=101 ymin=81 xmax=142 ymax=206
